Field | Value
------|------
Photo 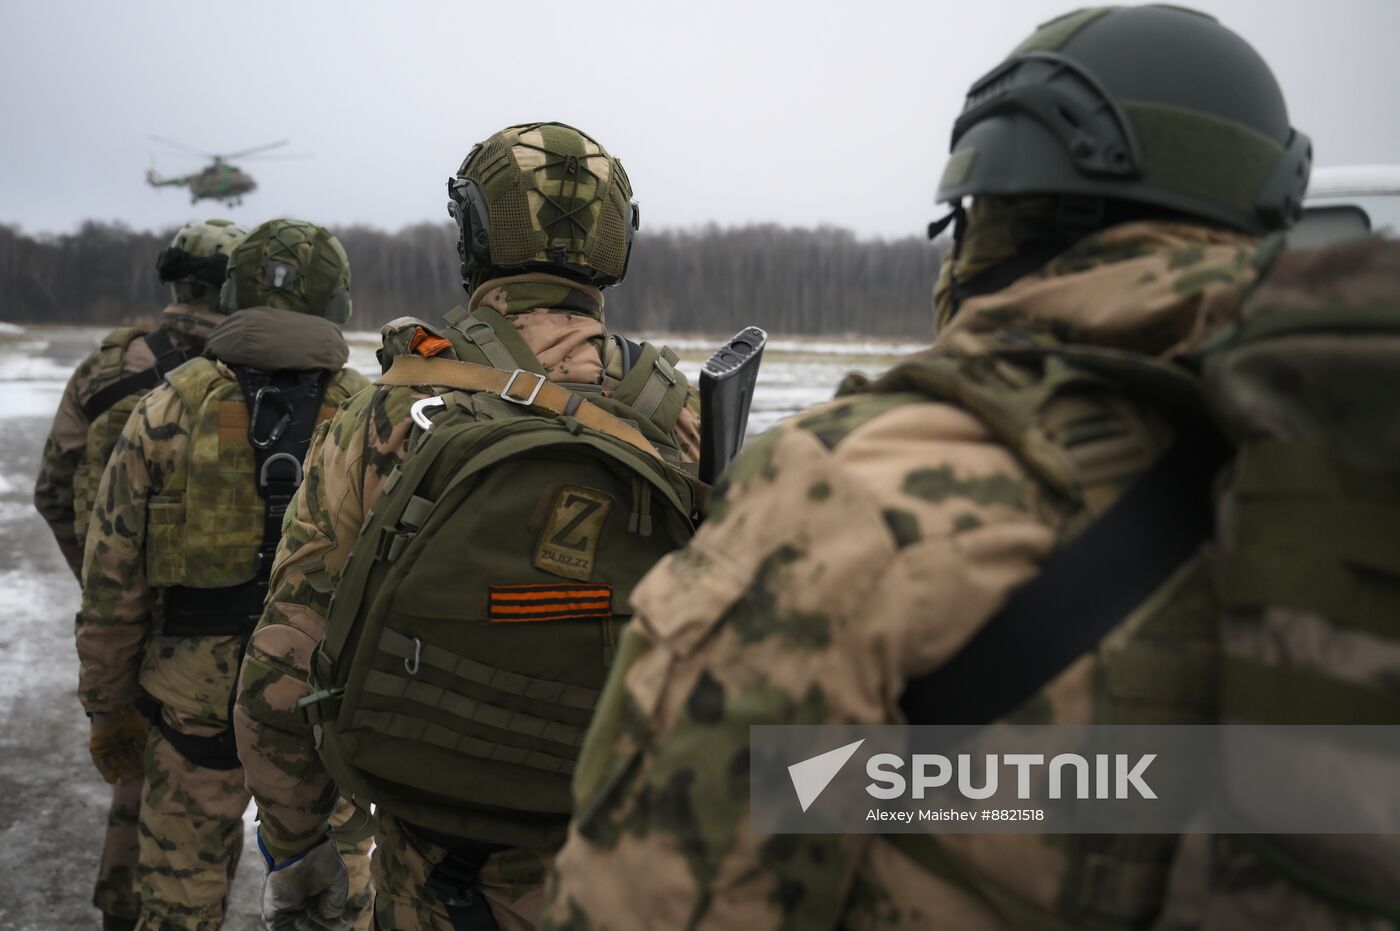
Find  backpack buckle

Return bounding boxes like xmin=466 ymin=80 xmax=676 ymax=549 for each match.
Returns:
xmin=501 ymin=369 xmax=546 ymax=407
xmin=410 ymin=396 xmax=447 ymax=431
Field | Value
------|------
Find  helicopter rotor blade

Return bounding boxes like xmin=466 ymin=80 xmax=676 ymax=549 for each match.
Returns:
xmin=221 ymin=140 xmax=290 ymax=160
xmin=238 ymin=153 xmax=314 ymax=162
xmin=149 ymin=135 xmax=215 ymax=158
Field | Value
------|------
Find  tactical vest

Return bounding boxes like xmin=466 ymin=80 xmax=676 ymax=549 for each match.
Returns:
xmin=298 ymin=307 xmax=702 ymax=848
xmin=840 ymin=236 xmax=1400 ymax=928
xmin=146 ymin=357 xmax=358 ymax=605
xmin=73 ymin=327 xmax=199 ymax=552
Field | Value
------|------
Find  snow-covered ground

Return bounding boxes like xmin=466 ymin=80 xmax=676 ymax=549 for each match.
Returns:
xmin=0 ymin=324 xmax=917 ymax=929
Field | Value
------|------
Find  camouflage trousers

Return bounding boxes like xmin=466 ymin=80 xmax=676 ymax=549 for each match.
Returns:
xmin=134 ymin=710 xmax=373 ymax=931
xmin=371 ymin=814 xmax=554 ymax=931
xmin=94 ymin=777 xmax=143 ymax=921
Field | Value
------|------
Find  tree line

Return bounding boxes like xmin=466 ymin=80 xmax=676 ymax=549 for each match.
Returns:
xmin=0 ymin=221 xmax=948 ymax=338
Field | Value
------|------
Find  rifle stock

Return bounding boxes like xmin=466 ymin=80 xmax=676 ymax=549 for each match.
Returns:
xmin=698 ymin=326 xmax=767 ymax=486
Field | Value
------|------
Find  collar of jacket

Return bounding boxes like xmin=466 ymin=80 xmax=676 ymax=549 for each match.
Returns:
xmin=205 ymin=306 xmax=349 ymax=371
xmin=938 ymin=220 xmax=1262 ymax=360
xmin=467 ymin=272 xmax=606 ymax=323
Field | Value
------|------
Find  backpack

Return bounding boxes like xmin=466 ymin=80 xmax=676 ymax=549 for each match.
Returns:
xmin=300 ymin=310 xmax=702 ymax=847
xmin=73 ymin=327 xmax=197 ymax=551
xmin=866 ymin=236 xmax=1400 ymax=928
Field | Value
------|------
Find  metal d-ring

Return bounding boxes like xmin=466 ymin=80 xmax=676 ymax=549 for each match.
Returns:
xmin=410 ymin=396 xmax=447 ymax=431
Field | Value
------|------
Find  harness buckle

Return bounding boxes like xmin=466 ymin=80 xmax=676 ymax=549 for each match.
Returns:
xmin=501 ymin=369 xmax=546 ymax=407
xmin=259 ymin=452 xmax=303 ymax=490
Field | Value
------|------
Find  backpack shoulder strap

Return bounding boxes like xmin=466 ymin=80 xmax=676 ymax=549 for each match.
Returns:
xmin=379 ymin=354 xmax=661 ymax=461
xmin=611 ymin=341 xmax=690 ymax=436
xmin=81 ymin=327 xmax=198 ymax=422
xmin=899 ymin=432 xmax=1228 ymax=729
xmin=441 ymin=305 xmax=547 ymax=375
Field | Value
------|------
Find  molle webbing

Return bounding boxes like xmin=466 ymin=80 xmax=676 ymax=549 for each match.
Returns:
xmin=361 ymin=669 xmax=586 ymax=748
xmin=379 ymin=354 xmax=661 ymax=461
xmin=379 ymin=629 xmax=600 ymax=711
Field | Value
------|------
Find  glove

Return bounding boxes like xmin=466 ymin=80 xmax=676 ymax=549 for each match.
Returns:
xmin=88 ymin=709 xmax=149 ymax=784
xmin=259 ymin=833 xmax=350 ymax=931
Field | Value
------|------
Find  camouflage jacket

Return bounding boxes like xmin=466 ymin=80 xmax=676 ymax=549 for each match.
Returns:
xmin=235 ymin=274 xmax=701 ymax=860
xmin=76 ymin=311 xmax=368 ymax=721
xmin=34 ymin=304 xmax=223 ymax=579
xmin=542 ymin=222 xmax=1263 ymax=931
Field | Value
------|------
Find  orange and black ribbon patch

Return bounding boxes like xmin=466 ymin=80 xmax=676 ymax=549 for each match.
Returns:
xmin=488 ymin=583 xmax=613 ymax=623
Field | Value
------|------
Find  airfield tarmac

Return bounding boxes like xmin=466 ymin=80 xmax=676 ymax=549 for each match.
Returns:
xmin=0 ymin=324 xmax=918 ymax=930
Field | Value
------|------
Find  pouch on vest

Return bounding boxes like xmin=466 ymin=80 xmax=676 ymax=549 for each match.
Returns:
xmin=299 ymin=351 xmax=699 ymax=849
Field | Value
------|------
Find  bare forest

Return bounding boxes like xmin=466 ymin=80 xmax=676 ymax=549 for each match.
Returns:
xmin=0 ymin=221 xmax=947 ymax=338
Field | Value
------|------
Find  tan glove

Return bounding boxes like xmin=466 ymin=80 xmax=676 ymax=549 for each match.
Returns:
xmin=88 ymin=709 xmax=150 ymax=784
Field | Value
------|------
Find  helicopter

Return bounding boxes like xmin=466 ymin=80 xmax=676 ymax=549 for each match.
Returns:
xmin=145 ymin=136 xmax=302 ymax=205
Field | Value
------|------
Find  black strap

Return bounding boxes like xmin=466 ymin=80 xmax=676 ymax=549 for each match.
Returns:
xmin=413 ymin=825 xmax=506 ymax=931
xmin=134 ymin=691 xmax=241 ymax=770
xmin=80 ymin=330 xmax=197 ymax=421
xmin=163 ymin=581 xmax=269 ymax=636
xmin=234 ymin=366 xmax=332 ymax=574
xmin=614 ymin=333 xmax=642 ymax=377
xmin=899 ymin=436 xmax=1228 ymax=729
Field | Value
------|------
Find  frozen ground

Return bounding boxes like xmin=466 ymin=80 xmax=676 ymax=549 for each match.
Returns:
xmin=0 ymin=325 xmax=917 ymax=930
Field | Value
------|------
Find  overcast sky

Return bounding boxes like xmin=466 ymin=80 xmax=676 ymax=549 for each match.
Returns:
xmin=2 ymin=0 xmax=1397 ymax=239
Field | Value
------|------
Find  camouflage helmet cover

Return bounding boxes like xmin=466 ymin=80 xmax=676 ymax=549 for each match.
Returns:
xmin=220 ymin=218 xmax=352 ymax=324
xmin=157 ymin=218 xmax=247 ymax=305
xmin=936 ymin=5 xmax=1312 ymax=234
xmin=447 ymin=122 xmax=639 ymax=289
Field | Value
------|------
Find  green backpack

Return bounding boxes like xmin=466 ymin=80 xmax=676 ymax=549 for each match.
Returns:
xmin=300 ymin=310 xmax=701 ymax=848
xmin=74 ymin=326 xmax=199 ymax=552
xmin=862 ymin=235 xmax=1400 ymax=928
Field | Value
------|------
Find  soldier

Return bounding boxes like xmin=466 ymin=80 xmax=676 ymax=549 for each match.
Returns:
xmin=234 ymin=123 xmax=702 ymax=931
xmin=76 ymin=218 xmax=374 ymax=931
xmin=541 ymin=7 xmax=1393 ymax=931
xmin=35 ymin=218 xmax=246 ymax=931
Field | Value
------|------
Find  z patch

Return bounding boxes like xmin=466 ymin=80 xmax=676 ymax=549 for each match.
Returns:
xmin=489 ymin=583 xmax=613 ymax=622
xmin=533 ymin=484 xmax=613 ymax=581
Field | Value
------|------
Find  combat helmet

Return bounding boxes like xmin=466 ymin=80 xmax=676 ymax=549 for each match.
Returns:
xmin=157 ymin=219 xmax=247 ymax=308
xmin=447 ymin=122 xmax=639 ymax=293
xmin=219 ymin=218 xmax=352 ymax=324
xmin=936 ymin=5 xmax=1312 ymax=235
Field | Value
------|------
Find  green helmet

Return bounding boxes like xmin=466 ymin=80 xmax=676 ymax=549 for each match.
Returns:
xmin=936 ymin=5 xmax=1311 ymax=235
xmin=219 ymin=218 xmax=352 ymax=324
xmin=157 ymin=219 xmax=247 ymax=307
xmin=446 ymin=122 xmax=639 ymax=292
